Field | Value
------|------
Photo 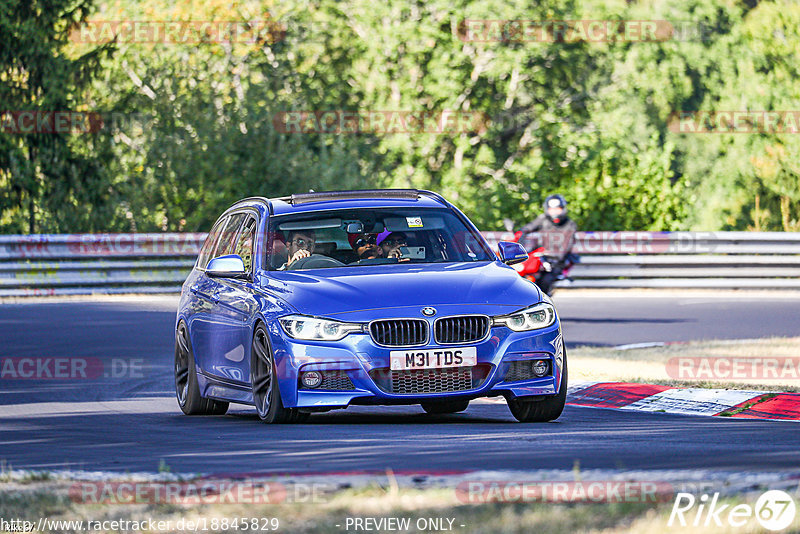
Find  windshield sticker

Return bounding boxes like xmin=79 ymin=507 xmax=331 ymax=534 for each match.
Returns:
xmin=406 ymin=216 xmax=423 ymax=228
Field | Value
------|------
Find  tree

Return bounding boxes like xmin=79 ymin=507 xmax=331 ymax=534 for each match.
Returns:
xmin=80 ymin=0 xmax=380 ymax=231
xmin=0 ymin=0 xmax=114 ymax=233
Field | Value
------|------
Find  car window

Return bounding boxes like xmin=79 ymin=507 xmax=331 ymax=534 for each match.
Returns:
xmin=234 ymin=216 xmax=257 ymax=273
xmin=267 ymin=208 xmax=494 ymax=271
xmin=212 ymin=213 xmax=246 ymax=259
xmin=197 ymin=216 xmax=227 ymax=269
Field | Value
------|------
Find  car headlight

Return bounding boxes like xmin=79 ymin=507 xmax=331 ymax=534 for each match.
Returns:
xmin=492 ymin=303 xmax=556 ymax=331
xmin=279 ymin=315 xmax=364 ymax=341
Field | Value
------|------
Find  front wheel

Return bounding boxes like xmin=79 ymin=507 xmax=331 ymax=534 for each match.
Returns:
xmin=507 ymin=352 xmax=567 ymax=422
xmin=421 ymin=399 xmax=470 ymax=414
xmin=251 ymin=324 xmax=307 ymax=424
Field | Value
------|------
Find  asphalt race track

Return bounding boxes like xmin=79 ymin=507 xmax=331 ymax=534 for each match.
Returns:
xmin=1 ymin=293 xmax=799 ymax=474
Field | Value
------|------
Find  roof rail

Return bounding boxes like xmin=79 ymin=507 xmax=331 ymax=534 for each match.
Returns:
xmin=227 ymin=196 xmax=274 ymax=215
xmin=288 ymin=189 xmax=421 ymax=205
xmin=237 ymin=196 xmax=270 ymax=204
xmin=416 ymin=190 xmax=450 ymax=206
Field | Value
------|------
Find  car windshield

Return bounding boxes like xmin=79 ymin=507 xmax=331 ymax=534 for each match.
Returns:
xmin=266 ymin=208 xmax=494 ymax=271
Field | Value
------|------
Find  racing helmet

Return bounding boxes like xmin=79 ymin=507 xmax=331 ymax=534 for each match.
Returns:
xmin=543 ymin=194 xmax=568 ymax=224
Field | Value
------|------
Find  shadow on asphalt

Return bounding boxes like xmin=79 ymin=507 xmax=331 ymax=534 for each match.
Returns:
xmin=226 ymin=409 xmax=517 ymax=425
xmin=3 ymin=405 xmax=800 ymax=473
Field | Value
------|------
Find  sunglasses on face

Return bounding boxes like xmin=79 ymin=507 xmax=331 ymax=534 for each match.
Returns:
xmin=355 ymin=236 xmax=377 ymax=248
xmin=291 ymin=238 xmax=314 ymax=248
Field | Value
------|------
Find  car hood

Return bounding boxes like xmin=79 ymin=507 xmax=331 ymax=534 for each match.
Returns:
xmin=260 ymin=261 xmax=541 ymax=320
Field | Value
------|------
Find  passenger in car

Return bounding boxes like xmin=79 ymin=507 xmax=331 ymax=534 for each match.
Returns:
xmin=377 ymin=231 xmax=408 ymax=259
xmin=348 ymin=232 xmax=382 ymax=260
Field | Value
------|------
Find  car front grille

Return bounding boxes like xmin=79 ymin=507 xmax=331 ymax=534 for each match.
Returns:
xmin=434 ymin=315 xmax=490 ymax=344
xmin=504 ymin=359 xmax=551 ymax=382
xmin=370 ymin=319 xmax=428 ymax=347
xmin=390 ymin=368 xmax=472 ymax=394
xmin=369 ymin=365 xmax=491 ymax=395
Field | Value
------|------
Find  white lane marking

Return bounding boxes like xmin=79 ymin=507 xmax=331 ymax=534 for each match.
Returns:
xmin=472 ymin=398 xmax=505 ymax=405
xmin=612 ymin=342 xmax=667 ymax=350
xmin=621 ymin=388 xmax=765 ymax=416
xmin=566 ymin=381 xmax=599 ymax=395
xmin=0 ymin=397 xmax=176 ymax=417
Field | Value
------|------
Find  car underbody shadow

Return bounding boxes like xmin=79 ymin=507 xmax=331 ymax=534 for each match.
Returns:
xmin=224 ymin=404 xmax=519 ymax=424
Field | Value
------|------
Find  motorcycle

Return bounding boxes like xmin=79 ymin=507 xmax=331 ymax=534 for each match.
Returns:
xmin=509 ymin=230 xmax=579 ymax=296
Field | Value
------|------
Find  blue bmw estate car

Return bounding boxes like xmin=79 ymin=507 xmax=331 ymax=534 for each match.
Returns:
xmin=175 ymin=189 xmax=566 ymax=423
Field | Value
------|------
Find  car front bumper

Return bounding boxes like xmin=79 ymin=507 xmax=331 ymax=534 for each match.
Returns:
xmin=269 ymin=320 xmax=565 ymax=409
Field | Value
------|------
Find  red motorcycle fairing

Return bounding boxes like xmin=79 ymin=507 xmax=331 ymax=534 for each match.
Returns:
xmin=510 ymin=231 xmax=575 ymax=292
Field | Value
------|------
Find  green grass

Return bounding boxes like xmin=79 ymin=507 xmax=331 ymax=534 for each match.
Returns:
xmin=570 ymin=337 xmax=800 ymax=392
xmin=1 ymin=480 xmax=798 ymax=533
xmin=717 ymin=393 xmax=778 ymax=417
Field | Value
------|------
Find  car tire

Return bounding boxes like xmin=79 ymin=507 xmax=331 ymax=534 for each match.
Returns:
xmin=175 ymin=322 xmax=229 ymax=416
xmin=421 ymin=400 xmax=470 ymax=414
xmin=507 ymin=351 xmax=567 ymax=423
xmin=251 ymin=323 xmax=303 ymax=424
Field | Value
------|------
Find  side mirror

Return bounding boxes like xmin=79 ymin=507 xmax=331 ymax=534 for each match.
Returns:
xmin=498 ymin=241 xmax=528 ymax=265
xmin=206 ymin=254 xmax=249 ymax=279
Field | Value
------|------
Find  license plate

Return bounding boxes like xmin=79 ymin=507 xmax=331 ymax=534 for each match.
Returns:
xmin=389 ymin=347 xmax=477 ymax=370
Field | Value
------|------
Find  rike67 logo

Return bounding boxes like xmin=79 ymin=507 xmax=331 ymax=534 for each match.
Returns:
xmin=669 ymin=490 xmax=796 ymax=531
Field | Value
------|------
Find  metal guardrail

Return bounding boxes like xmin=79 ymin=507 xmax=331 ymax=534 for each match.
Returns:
xmin=0 ymin=234 xmax=203 ymax=296
xmin=1 ymin=231 xmax=800 ymax=296
xmin=483 ymin=231 xmax=800 ymax=289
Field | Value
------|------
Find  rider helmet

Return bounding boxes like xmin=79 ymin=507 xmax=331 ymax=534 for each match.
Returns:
xmin=543 ymin=194 xmax=568 ymax=225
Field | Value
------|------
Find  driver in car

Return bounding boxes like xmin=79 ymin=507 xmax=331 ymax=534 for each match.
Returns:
xmin=279 ymin=229 xmax=316 ymax=269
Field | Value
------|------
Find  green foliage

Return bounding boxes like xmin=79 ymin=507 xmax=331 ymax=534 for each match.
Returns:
xmin=1 ymin=0 xmax=798 ymax=232
xmin=0 ymin=0 xmax=114 ymax=233
xmin=82 ymin=0 xmax=380 ymax=231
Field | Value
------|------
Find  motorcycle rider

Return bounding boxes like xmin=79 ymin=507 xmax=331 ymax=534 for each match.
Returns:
xmin=519 ymin=194 xmax=578 ymax=293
